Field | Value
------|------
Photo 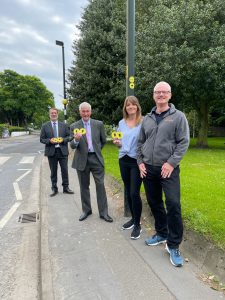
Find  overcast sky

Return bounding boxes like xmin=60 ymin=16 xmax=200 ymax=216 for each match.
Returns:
xmin=0 ymin=0 xmax=89 ymax=108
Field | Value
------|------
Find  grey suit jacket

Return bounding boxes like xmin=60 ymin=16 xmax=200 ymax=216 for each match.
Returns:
xmin=40 ymin=121 xmax=71 ymax=157
xmin=70 ymin=119 xmax=106 ymax=171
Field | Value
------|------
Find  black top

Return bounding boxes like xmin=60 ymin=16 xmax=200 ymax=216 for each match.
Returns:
xmin=153 ymin=108 xmax=170 ymax=125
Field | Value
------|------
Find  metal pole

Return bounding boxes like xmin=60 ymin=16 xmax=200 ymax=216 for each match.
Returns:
xmin=126 ymin=0 xmax=135 ymax=97
xmin=56 ymin=40 xmax=67 ymax=123
xmin=124 ymin=0 xmax=135 ymax=217
xmin=61 ymin=45 xmax=67 ymax=123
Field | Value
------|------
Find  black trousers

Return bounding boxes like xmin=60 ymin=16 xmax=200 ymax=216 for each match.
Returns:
xmin=48 ymin=148 xmax=69 ymax=189
xmin=143 ymin=164 xmax=183 ymax=248
xmin=119 ymin=155 xmax=142 ymax=225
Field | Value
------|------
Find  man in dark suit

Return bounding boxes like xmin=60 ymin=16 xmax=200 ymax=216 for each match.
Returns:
xmin=40 ymin=107 xmax=74 ymax=197
xmin=70 ymin=102 xmax=113 ymax=222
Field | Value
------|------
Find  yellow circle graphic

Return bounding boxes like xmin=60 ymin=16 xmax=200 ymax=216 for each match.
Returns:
xmin=73 ymin=128 xmax=80 ymax=134
xmin=111 ymin=132 xmax=118 ymax=139
xmin=80 ymin=128 xmax=86 ymax=135
xmin=117 ymin=132 xmax=123 ymax=139
xmin=57 ymin=137 xmax=63 ymax=143
xmin=129 ymin=76 xmax=135 ymax=83
xmin=111 ymin=131 xmax=123 ymax=139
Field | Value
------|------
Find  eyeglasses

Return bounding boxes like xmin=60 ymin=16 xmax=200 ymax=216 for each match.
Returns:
xmin=154 ymin=91 xmax=171 ymax=95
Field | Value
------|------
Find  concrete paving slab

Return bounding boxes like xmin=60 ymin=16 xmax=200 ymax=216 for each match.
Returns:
xmin=40 ymin=157 xmax=225 ymax=300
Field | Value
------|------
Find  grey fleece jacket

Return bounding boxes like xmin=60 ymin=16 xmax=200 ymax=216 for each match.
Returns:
xmin=136 ymin=104 xmax=190 ymax=168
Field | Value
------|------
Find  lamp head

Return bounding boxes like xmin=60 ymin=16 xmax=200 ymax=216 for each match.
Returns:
xmin=56 ymin=40 xmax=64 ymax=46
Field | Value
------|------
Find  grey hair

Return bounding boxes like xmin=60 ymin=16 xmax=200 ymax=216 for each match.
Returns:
xmin=79 ymin=102 xmax=92 ymax=111
xmin=154 ymin=81 xmax=171 ymax=92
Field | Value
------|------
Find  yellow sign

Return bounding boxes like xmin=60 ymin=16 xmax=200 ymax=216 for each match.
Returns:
xmin=52 ymin=137 xmax=63 ymax=143
xmin=111 ymin=131 xmax=123 ymax=139
xmin=129 ymin=76 xmax=135 ymax=89
xmin=129 ymin=76 xmax=134 ymax=83
xmin=73 ymin=128 xmax=86 ymax=135
xmin=62 ymin=99 xmax=68 ymax=105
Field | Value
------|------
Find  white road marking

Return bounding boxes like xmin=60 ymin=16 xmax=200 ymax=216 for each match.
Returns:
xmin=0 ymin=157 xmax=10 ymax=165
xmin=19 ymin=156 xmax=35 ymax=164
xmin=0 ymin=202 xmax=21 ymax=230
xmin=13 ymin=182 xmax=23 ymax=201
xmin=16 ymin=170 xmax=32 ymax=182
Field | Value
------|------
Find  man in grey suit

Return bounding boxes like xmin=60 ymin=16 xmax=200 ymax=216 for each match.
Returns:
xmin=40 ymin=107 xmax=74 ymax=197
xmin=70 ymin=102 xmax=113 ymax=222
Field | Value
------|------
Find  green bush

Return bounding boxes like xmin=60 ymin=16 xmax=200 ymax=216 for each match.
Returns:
xmin=104 ymin=124 xmax=117 ymax=140
xmin=0 ymin=124 xmax=28 ymax=138
xmin=8 ymin=126 xmax=26 ymax=133
xmin=0 ymin=124 xmax=5 ymax=137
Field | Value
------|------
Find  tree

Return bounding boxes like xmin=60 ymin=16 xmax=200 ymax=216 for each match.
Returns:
xmin=135 ymin=0 xmax=225 ymax=147
xmin=0 ymin=69 xmax=54 ymax=126
xmin=68 ymin=0 xmax=126 ymax=124
xmin=68 ymin=0 xmax=225 ymax=146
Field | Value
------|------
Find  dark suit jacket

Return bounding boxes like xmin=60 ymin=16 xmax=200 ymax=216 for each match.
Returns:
xmin=70 ymin=119 xmax=106 ymax=171
xmin=40 ymin=121 xmax=71 ymax=157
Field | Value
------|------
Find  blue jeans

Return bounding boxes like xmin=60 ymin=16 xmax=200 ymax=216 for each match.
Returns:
xmin=143 ymin=164 xmax=183 ymax=248
xmin=119 ymin=155 xmax=142 ymax=225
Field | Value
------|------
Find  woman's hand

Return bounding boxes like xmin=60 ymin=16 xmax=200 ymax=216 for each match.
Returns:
xmin=113 ymin=139 xmax=122 ymax=146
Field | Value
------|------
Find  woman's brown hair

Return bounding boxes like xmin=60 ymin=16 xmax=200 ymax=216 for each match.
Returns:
xmin=122 ymin=96 xmax=142 ymax=125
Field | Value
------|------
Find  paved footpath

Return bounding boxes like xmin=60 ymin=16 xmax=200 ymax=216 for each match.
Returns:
xmin=40 ymin=156 xmax=224 ymax=300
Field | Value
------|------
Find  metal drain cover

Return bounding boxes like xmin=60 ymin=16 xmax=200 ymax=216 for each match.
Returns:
xmin=18 ymin=212 xmax=39 ymax=223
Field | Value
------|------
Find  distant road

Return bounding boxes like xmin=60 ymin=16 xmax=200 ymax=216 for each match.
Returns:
xmin=0 ymin=134 xmax=43 ymax=299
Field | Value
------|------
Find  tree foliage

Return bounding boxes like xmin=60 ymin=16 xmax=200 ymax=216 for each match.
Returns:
xmin=68 ymin=0 xmax=225 ymax=146
xmin=0 ymin=69 xmax=54 ymax=127
xmin=136 ymin=0 xmax=225 ymax=147
xmin=68 ymin=0 xmax=126 ymax=124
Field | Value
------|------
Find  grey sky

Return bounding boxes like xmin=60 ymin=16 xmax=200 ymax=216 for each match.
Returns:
xmin=0 ymin=0 xmax=89 ymax=108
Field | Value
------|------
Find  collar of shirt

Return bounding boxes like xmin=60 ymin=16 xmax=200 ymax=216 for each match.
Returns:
xmin=51 ymin=121 xmax=58 ymax=126
xmin=82 ymin=119 xmax=90 ymax=126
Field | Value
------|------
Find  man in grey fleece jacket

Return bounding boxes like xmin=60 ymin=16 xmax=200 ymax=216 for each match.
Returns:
xmin=137 ymin=81 xmax=189 ymax=267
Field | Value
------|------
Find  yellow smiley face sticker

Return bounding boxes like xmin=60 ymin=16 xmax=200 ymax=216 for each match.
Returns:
xmin=52 ymin=137 xmax=63 ymax=143
xmin=111 ymin=131 xmax=123 ymax=139
xmin=74 ymin=128 xmax=80 ymax=134
xmin=57 ymin=137 xmax=63 ymax=143
xmin=74 ymin=128 xmax=86 ymax=135
xmin=117 ymin=132 xmax=123 ymax=139
xmin=80 ymin=128 xmax=86 ymax=135
xmin=111 ymin=131 xmax=118 ymax=139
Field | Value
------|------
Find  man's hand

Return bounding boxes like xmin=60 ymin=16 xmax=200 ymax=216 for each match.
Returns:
xmin=74 ymin=133 xmax=82 ymax=141
xmin=139 ymin=163 xmax=147 ymax=178
xmin=50 ymin=138 xmax=57 ymax=144
xmin=161 ymin=162 xmax=174 ymax=178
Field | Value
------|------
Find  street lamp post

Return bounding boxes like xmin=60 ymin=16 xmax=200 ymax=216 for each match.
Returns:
xmin=55 ymin=40 xmax=67 ymax=123
xmin=124 ymin=0 xmax=136 ymax=217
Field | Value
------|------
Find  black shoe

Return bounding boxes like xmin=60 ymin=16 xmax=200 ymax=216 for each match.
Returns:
xmin=100 ymin=214 xmax=113 ymax=223
xmin=63 ymin=187 xmax=74 ymax=194
xmin=130 ymin=225 xmax=142 ymax=240
xmin=50 ymin=189 xmax=58 ymax=197
xmin=122 ymin=219 xmax=134 ymax=230
xmin=79 ymin=210 xmax=92 ymax=221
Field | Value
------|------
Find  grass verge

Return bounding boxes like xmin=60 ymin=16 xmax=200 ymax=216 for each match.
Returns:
xmin=102 ymin=137 xmax=225 ymax=249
